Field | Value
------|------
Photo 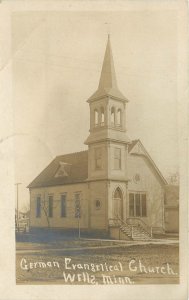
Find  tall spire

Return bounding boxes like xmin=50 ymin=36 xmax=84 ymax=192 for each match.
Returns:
xmin=98 ymin=35 xmax=118 ymax=90
xmin=88 ymin=35 xmax=128 ymax=102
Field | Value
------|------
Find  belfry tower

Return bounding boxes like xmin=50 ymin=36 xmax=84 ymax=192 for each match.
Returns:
xmin=85 ymin=36 xmax=130 ymax=181
xmin=85 ymin=36 xmax=130 ymax=231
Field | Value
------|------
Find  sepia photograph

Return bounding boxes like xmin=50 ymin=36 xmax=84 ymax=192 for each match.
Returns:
xmin=13 ymin=9 xmax=181 ymax=286
xmin=0 ymin=1 xmax=188 ymax=299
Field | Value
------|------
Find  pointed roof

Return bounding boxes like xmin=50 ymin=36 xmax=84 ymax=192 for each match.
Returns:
xmin=129 ymin=139 xmax=167 ymax=185
xmin=88 ymin=35 xmax=128 ymax=102
xmin=28 ymin=141 xmax=167 ymax=188
xmin=28 ymin=151 xmax=88 ymax=188
xmin=98 ymin=35 xmax=117 ymax=90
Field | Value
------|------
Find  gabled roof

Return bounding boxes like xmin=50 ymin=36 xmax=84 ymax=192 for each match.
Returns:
xmin=88 ymin=36 xmax=128 ymax=102
xmin=28 ymin=140 xmax=167 ymax=189
xmin=28 ymin=151 xmax=88 ymax=188
xmin=128 ymin=139 xmax=167 ymax=185
xmin=128 ymin=139 xmax=139 ymax=152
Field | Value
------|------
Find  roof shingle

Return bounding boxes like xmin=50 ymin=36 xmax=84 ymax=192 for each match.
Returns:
xmin=28 ymin=151 xmax=88 ymax=188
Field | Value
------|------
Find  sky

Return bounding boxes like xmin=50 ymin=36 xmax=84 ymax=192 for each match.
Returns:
xmin=11 ymin=10 xmax=179 ymax=211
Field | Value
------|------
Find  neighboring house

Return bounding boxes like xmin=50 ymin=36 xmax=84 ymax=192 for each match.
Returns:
xmin=15 ymin=210 xmax=30 ymax=232
xmin=15 ymin=210 xmax=29 ymax=220
xmin=28 ymin=36 xmax=168 ymax=240
xmin=164 ymin=185 xmax=179 ymax=233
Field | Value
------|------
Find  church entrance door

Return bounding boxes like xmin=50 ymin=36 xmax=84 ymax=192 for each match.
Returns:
xmin=113 ymin=187 xmax=123 ymax=219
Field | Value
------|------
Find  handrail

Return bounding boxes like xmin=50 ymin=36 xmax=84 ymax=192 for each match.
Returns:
xmin=109 ymin=216 xmax=153 ymax=239
xmin=126 ymin=217 xmax=152 ymax=236
xmin=109 ymin=216 xmax=132 ymax=230
xmin=115 ymin=215 xmax=134 ymax=238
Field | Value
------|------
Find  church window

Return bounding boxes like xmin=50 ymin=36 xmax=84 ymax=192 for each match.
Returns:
xmin=129 ymin=194 xmax=135 ymax=217
xmin=117 ymin=109 xmax=122 ymax=126
xmin=95 ymin=199 xmax=101 ymax=209
xmin=100 ymin=107 xmax=105 ymax=126
xmin=141 ymin=194 xmax=147 ymax=217
xmin=75 ymin=193 xmax=81 ymax=218
xmin=111 ymin=107 xmax=115 ymax=125
xmin=114 ymin=187 xmax=122 ymax=199
xmin=61 ymin=194 xmax=67 ymax=217
xmin=94 ymin=109 xmax=99 ymax=127
xmin=114 ymin=148 xmax=121 ymax=170
xmin=36 ymin=196 xmax=41 ymax=218
xmin=135 ymin=194 xmax=140 ymax=217
xmin=129 ymin=193 xmax=147 ymax=217
xmin=48 ymin=195 xmax=53 ymax=218
xmin=95 ymin=147 xmax=102 ymax=170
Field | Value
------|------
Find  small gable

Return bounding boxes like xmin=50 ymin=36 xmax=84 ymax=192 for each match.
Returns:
xmin=129 ymin=140 xmax=146 ymax=156
xmin=54 ymin=162 xmax=71 ymax=178
xmin=128 ymin=139 xmax=167 ymax=185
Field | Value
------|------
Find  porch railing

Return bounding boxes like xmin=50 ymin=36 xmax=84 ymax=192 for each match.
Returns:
xmin=109 ymin=215 xmax=153 ymax=238
xmin=126 ymin=217 xmax=153 ymax=237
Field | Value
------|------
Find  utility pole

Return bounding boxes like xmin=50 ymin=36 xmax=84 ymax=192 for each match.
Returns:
xmin=15 ymin=183 xmax=22 ymax=231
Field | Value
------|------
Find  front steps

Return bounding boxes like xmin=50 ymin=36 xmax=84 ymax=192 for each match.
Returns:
xmin=120 ymin=224 xmax=152 ymax=241
xmin=109 ymin=218 xmax=152 ymax=241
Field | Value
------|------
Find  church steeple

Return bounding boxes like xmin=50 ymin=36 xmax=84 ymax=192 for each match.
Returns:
xmin=88 ymin=36 xmax=128 ymax=102
xmin=98 ymin=35 xmax=117 ymax=90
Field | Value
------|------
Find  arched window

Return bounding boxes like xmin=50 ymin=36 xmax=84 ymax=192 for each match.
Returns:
xmin=114 ymin=187 xmax=122 ymax=199
xmin=117 ymin=109 xmax=122 ymax=126
xmin=111 ymin=107 xmax=115 ymax=125
xmin=94 ymin=109 xmax=99 ymax=127
xmin=100 ymin=107 xmax=104 ymax=126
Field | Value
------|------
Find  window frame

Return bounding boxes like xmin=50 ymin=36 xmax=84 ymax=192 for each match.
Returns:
xmin=94 ymin=109 xmax=99 ymax=127
xmin=111 ymin=107 xmax=115 ymax=126
xmin=114 ymin=147 xmax=121 ymax=170
xmin=95 ymin=147 xmax=102 ymax=170
xmin=100 ymin=107 xmax=105 ymax=126
xmin=48 ymin=195 xmax=53 ymax=218
xmin=60 ymin=193 xmax=67 ymax=218
xmin=129 ymin=192 xmax=147 ymax=218
xmin=117 ymin=108 xmax=122 ymax=127
xmin=95 ymin=199 xmax=101 ymax=210
xmin=36 ymin=195 xmax=41 ymax=218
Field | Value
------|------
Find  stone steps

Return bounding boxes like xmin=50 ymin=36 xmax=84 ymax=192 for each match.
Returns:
xmin=120 ymin=224 xmax=152 ymax=241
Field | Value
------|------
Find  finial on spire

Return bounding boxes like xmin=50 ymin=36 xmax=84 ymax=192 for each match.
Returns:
xmin=104 ymin=21 xmax=111 ymax=36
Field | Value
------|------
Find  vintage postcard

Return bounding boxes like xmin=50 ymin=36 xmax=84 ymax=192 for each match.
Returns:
xmin=0 ymin=1 xmax=188 ymax=300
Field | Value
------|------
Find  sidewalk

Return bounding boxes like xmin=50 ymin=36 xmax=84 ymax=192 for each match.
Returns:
xmin=16 ymin=237 xmax=178 ymax=254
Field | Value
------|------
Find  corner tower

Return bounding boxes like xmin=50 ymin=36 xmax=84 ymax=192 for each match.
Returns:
xmin=85 ymin=36 xmax=130 ymax=182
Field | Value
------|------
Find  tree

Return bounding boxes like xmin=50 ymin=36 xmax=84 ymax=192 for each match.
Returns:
xmin=41 ymin=195 xmax=59 ymax=229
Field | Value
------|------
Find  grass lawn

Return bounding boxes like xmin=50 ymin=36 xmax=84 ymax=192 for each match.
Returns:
xmin=16 ymin=240 xmax=179 ymax=285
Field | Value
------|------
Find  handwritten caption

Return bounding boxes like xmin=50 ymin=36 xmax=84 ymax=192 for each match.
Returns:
xmin=20 ymin=257 xmax=178 ymax=285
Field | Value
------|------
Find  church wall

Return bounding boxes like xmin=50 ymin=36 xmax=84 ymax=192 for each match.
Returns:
xmin=88 ymin=181 xmax=108 ymax=230
xmin=127 ymin=154 xmax=165 ymax=231
xmin=29 ymin=183 xmax=89 ymax=229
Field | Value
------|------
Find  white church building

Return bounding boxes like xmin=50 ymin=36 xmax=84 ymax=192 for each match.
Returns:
xmin=28 ymin=36 xmax=167 ymax=240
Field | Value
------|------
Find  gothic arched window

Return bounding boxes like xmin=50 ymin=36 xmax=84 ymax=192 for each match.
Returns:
xmin=111 ymin=107 xmax=115 ymax=125
xmin=100 ymin=107 xmax=105 ymax=126
xmin=117 ymin=109 xmax=122 ymax=126
xmin=94 ymin=109 xmax=99 ymax=127
xmin=114 ymin=187 xmax=122 ymax=199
